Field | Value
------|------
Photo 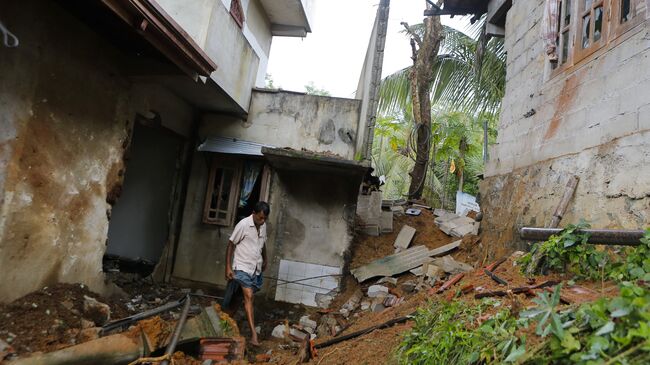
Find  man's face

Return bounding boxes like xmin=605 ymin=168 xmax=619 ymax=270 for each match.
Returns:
xmin=252 ymin=211 xmax=267 ymax=227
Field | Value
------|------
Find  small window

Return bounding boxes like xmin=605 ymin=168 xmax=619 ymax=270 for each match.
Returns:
xmin=552 ymin=0 xmax=574 ymax=71
xmin=612 ymin=0 xmax=646 ymax=38
xmin=203 ymin=155 xmax=271 ymax=226
xmin=230 ymin=0 xmax=245 ymax=28
xmin=575 ymin=0 xmax=608 ymax=61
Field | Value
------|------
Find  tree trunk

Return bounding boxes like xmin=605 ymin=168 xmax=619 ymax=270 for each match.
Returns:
xmin=404 ymin=4 xmax=443 ymax=199
xmin=457 ymin=137 xmax=468 ymax=192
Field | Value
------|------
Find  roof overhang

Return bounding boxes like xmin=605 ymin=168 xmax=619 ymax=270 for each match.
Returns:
xmin=424 ymin=0 xmax=488 ymax=19
xmin=198 ymin=137 xmax=271 ymax=156
xmin=259 ymin=0 xmax=311 ymax=37
xmin=261 ymin=147 xmax=369 ymax=178
xmin=100 ymin=0 xmax=217 ymax=78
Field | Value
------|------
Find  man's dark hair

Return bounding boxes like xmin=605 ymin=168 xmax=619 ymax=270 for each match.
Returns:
xmin=253 ymin=201 xmax=270 ymax=216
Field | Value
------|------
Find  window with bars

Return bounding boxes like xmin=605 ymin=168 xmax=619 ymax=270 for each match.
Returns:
xmin=203 ymin=156 xmax=271 ymax=226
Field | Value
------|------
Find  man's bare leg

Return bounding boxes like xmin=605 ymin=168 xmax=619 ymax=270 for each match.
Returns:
xmin=242 ymin=287 xmax=259 ymax=345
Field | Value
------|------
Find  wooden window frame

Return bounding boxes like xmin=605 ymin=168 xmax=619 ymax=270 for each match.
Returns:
xmin=574 ymin=0 xmax=609 ymax=62
xmin=230 ymin=0 xmax=245 ymax=29
xmin=203 ymin=155 xmax=272 ymax=227
xmin=552 ymin=0 xmax=575 ymax=75
xmin=611 ymin=0 xmax=647 ymax=38
xmin=203 ymin=156 xmax=242 ymax=226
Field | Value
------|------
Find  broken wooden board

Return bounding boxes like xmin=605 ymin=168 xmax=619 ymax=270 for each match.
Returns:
xmin=393 ymin=225 xmax=416 ymax=251
xmin=352 ymin=240 xmax=462 ymax=282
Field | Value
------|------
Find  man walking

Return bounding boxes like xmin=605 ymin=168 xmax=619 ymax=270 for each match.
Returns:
xmin=224 ymin=201 xmax=270 ymax=346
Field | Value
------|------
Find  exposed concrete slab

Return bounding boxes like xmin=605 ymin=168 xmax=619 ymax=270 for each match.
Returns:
xmin=393 ymin=225 xmax=416 ymax=250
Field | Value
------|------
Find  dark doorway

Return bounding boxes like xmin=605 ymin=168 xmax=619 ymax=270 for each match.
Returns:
xmin=106 ymin=122 xmax=183 ymax=263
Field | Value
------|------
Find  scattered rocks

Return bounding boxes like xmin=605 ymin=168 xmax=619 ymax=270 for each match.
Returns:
xmin=82 ymin=296 xmax=111 ymax=326
xmin=271 ymin=324 xmax=288 ymax=339
xmin=367 ymin=285 xmax=389 ymax=298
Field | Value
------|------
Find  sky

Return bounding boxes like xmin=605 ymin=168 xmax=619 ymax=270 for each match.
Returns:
xmin=266 ymin=0 xmax=470 ymax=98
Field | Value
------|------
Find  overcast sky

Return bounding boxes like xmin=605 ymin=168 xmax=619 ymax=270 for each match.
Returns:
xmin=266 ymin=0 xmax=469 ymax=98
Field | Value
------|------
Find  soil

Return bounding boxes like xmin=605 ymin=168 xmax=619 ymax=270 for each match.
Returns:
xmin=0 ymin=283 xmax=128 ymax=355
xmin=349 ymin=209 xmax=457 ymax=270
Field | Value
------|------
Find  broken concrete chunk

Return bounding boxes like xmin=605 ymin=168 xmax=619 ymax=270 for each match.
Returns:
xmin=394 ymin=225 xmax=416 ymax=250
xmin=367 ymin=285 xmax=389 ymax=298
xmin=360 ymin=300 xmax=371 ymax=311
xmin=370 ymin=298 xmax=386 ymax=312
xmin=431 ymin=255 xmax=474 ymax=274
xmin=424 ymin=263 xmax=443 ymax=281
xmin=271 ymin=324 xmax=288 ymax=339
xmin=340 ymin=289 xmax=363 ymax=314
xmin=471 ymin=221 xmax=480 ymax=235
xmin=290 ymin=328 xmax=308 ymax=340
xmin=315 ymin=292 xmax=335 ymax=309
xmin=450 ymin=223 xmax=475 ymax=238
xmin=299 ymin=316 xmax=317 ymax=331
xmin=390 ymin=206 xmax=405 ymax=216
xmin=401 ymin=280 xmax=417 ymax=293
xmin=82 ymin=295 xmax=111 ymax=326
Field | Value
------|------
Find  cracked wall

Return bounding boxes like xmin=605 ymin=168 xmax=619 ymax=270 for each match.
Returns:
xmin=481 ymin=0 xmax=650 ymax=255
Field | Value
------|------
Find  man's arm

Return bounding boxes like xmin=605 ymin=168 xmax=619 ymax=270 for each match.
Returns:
xmin=225 ymin=240 xmax=235 ymax=280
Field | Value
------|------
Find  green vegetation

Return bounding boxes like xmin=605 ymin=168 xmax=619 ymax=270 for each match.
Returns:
xmin=304 ymin=81 xmax=331 ymax=96
xmin=397 ymin=229 xmax=650 ymax=364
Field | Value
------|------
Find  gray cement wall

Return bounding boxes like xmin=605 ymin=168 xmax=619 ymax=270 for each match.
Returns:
xmin=203 ymin=90 xmax=362 ymax=160
xmin=481 ymin=0 xmax=650 ymax=254
xmin=0 ymin=0 xmax=197 ymax=302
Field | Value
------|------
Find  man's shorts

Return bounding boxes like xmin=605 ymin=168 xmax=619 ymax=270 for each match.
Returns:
xmin=234 ymin=270 xmax=263 ymax=293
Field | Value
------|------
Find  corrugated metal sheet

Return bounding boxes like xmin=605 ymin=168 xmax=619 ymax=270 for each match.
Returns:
xmin=197 ymin=137 xmax=271 ymax=156
xmin=350 ymin=240 xmax=463 ymax=282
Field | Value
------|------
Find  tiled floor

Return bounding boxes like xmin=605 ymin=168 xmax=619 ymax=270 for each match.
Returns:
xmin=275 ymin=259 xmax=341 ymax=307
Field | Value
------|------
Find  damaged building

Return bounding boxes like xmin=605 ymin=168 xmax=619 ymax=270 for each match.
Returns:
xmin=0 ymin=0 xmax=388 ymax=307
xmin=457 ymin=0 xmax=650 ymax=254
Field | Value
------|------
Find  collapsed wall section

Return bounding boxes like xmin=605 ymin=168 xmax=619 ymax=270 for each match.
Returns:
xmin=0 ymin=1 xmax=132 ymax=302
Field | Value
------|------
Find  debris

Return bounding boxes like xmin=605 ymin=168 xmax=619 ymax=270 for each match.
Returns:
xmin=411 ymin=203 xmax=431 ymax=210
xmin=314 ymin=292 xmax=335 ymax=309
xmin=393 ymin=225 xmax=416 ymax=252
xmin=352 ymin=243 xmax=462 ymax=282
xmin=299 ymin=316 xmax=317 ymax=332
xmin=482 ymin=257 xmax=507 ymax=273
xmin=102 ymin=297 xmax=186 ymax=334
xmin=160 ymin=295 xmax=192 ymax=365
xmin=339 ymin=289 xmax=363 ymax=317
xmin=474 ymin=281 xmax=560 ymax=299
xmin=82 ymin=295 xmax=111 ymax=326
xmin=433 ymin=208 xmax=453 ymax=217
xmin=290 ymin=327 xmax=309 ymax=340
xmin=401 ymin=281 xmax=417 ymax=294
xmin=370 ymin=301 xmax=386 ymax=313
xmin=431 ymin=255 xmax=473 ymax=274
xmin=390 ymin=206 xmax=405 ymax=216
xmin=0 ymin=338 xmax=15 ymax=360
xmin=405 ymin=208 xmax=421 ymax=216
xmin=383 ymin=295 xmax=404 ymax=307
xmin=255 ymin=353 xmax=272 ymax=362
xmin=550 ymin=175 xmax=579 ymax=228
xmin=316 ymin=316 xmax=338 ymax=338
xmin=367 ymin=285 xmax=389 ymax=298
xmin=460 ymin=284 xmax=475 ymax=295
xmin=484 ymin=269 xmax=508 ymax=286
xmin=376 ymin=277 xmax=398 ymax=286
xmin=360 ymin=301 xmax=371 ymax=311
xmin=199 ymin=337 xmax=245 ymax=362
xmin=314 ymin=314 xmax=413 ymax=349
xmin=552 ymin=285 xmax=602 ymax=304
xmin=272 ymin=324 xmax=288 ymax=339
xmin=437 ymin=216 xmax=475 ymax=236
xmin=436 ymin=273 xmax=465 ymax=293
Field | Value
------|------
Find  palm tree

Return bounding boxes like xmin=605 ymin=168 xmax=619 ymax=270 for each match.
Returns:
xmin=376 ymin=18 xmax=506 ymax=203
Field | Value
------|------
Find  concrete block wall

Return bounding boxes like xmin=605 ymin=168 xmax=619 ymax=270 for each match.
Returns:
xmin=203 ymin=90 xmax=362 ymax=160
xmin=481 ymin=0 xmax=650 ymax=254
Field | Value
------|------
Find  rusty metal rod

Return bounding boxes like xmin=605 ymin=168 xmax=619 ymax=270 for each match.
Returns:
xmin=520 ymin=227 xmax=645 ymax=246
xmin=161 ymin=295 xmax=191 ymax=365
xmin=101 ymin=297 xmax=186 ymax=334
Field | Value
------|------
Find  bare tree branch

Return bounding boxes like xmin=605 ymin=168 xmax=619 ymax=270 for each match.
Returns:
xmin=400 ymin=21 xmax=422 ymax=47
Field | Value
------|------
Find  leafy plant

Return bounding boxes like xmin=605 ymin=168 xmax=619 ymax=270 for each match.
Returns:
xmin=397 ymin=300 xmax=523 ymax=364
xmin=609 ymin=229 xmax=650 ymax=282
xmin=519 ymin=221 xmax=611 ymax=280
